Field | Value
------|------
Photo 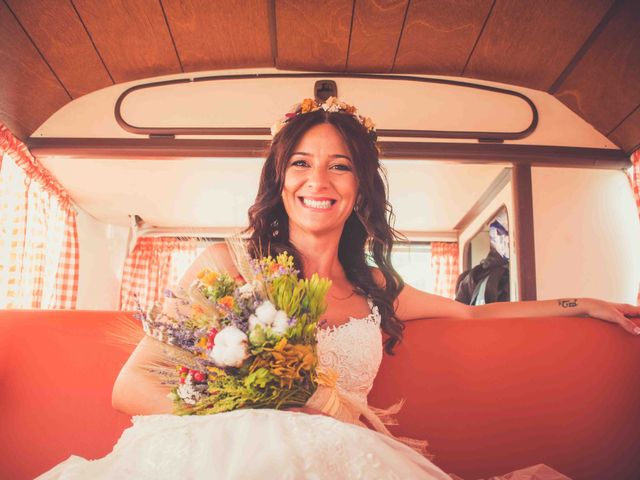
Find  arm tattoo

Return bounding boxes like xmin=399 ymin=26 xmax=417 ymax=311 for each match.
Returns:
xmin=558 ymin=299 xmax=578 ymax=308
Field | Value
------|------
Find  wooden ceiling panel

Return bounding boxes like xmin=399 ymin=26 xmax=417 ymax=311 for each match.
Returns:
xmin=553 ymin=0 xmax=640 ymax=136
xmin=0 ymin=1 xmax=69 ymax=139
xmin=609 ymin=105 xmax=640 ymax=154
xmin=6 ymin=0 xmax=112 ymax=99
xmin=276 ymin=0 xmax=353 ymax=71
xmin=161 ymin=0 xmax=272 ymax=71
xmin=465 ymin=0 xmax=613 ymax=90
xmin=347 ymin=0 xmax=408 ymax=72
xmin=72 ymin=0 xmax=181 ymax=83
xmin=393 ymin=0 xmax=493 ymax=74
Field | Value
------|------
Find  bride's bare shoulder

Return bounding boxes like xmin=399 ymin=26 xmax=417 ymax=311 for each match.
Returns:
xmin=369 ymin=267 xmax=386 ymax=288
xmin=206 ymin=242 xmax=234 ymax=264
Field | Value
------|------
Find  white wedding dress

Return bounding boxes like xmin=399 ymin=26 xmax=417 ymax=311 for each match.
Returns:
xmin=37 ymin=300 xmax=452 ymax=480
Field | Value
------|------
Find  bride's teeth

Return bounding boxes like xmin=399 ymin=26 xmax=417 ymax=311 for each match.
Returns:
xmin=303 ymin=198 xmax=332 ymax=209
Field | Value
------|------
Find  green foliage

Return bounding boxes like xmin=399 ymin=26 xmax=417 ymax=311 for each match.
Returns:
xmin=172 ymin=367 xmax=315 ymax=416
xmin=243 ymin=367 xmax=274 ymax=389
xmin=202 ymin=273 xmax=237 ymax=302
xmin=269 ymin=273 xmax=331 ymax=343
xmin=183 ymin=313 xmax=218 ymax=330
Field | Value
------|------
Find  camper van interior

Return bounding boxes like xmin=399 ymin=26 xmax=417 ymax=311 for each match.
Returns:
xmin=1 ymin=1 xmax=639 ymax=479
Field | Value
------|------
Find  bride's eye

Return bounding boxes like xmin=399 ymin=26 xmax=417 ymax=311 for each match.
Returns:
xmin=290 ymin=159 xmax=309 ymax=167
xmin=331 ymin=163 xmax=352 ymax=172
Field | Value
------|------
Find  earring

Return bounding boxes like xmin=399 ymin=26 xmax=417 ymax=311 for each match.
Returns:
xmin=354 ymin=194 xmax=363 ymax=213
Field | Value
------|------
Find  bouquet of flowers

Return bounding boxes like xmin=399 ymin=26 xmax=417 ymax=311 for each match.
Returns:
xmin=136 ymin=241 xmax=331 ymax=416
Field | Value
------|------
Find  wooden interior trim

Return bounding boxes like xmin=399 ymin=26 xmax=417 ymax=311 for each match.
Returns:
xmin=3 ymin=1 xmax=71 ymax=99
xmin=68 ymin=0 xmax=114 ymax=84
xmin=548 ymin=0 xmax=620 ymax=94
xmin=158 ymin=0 xmax=184 ymax=73
xmin=267 ymin=0 xmax=277 ymax=64
xmin=390 ymin=0 xmax=410 ymax=71
xmin=454 ymin=168 xmax=511 ymax=232
xmin=460 ymin=0 xmax=496 ymax=76
xmin=512 ymin=165 xmax=537 ymax=301
xmin=28 ymin=137 xmax=631 ymax=169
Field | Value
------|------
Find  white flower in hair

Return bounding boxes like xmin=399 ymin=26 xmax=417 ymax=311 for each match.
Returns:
xmin=208 ymin=326 xmax=250 ymax=368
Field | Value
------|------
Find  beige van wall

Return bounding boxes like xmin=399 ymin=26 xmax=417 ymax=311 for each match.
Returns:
xmin=458 ymin=181 xmax=519 ymax=301
xmin=76 ymin=209 xmax=128 ymax=309
xmin=532 ymin=168 xmax=640 ymax=303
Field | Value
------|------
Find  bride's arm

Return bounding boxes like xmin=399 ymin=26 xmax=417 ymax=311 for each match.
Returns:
xmin=112 ymin=242 xmax=240 ymax=415
xmin=112 ymin=336 xmax=174 ymax=415
xmin=371 ymin=267 xmax=640 ymax=334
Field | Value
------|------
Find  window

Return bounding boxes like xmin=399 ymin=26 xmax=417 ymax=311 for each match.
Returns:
xmin=367 ymin=242 xmax=435 ymax=293
xmin=391 ymin=243 xmax=434 ymax=293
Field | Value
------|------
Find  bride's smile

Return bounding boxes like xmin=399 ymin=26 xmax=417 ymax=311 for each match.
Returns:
xmin=282 ymin=123 xmax=358 ymax=238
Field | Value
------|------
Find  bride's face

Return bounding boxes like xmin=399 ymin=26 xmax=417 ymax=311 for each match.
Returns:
xmin=282 ymin=123 xmax=358 ymax=237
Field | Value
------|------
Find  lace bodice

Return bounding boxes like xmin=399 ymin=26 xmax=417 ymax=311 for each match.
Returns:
xmin=316 ymin=298 xmax=383 ymax=406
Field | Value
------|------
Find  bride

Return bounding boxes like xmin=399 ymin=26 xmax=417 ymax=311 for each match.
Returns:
xmin=37 ymin=98 xmax=640 ymax=480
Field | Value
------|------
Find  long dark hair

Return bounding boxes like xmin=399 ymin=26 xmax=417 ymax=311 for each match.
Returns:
xmin=246 ymin=108 xmax=406 ymax=354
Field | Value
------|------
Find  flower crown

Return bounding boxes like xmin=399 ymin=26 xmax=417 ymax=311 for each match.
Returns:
xmin=270 ymin=97 xmax=377 ymax=141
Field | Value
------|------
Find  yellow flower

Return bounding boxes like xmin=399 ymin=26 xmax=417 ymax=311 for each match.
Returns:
xmin=363 ymin=116 xmax=375 ymax=131
xmin=197 ymin=269 xmax=218 ymax=286
xmin=207 ymin=366 xmax=226 ymax=377
xmin=249 ymin=338 xmax=316 ymax=389
xmin=300 ymin=98 xmax=317 ymax=113
xmin=345 ymin=104 xmax=357 ymax=115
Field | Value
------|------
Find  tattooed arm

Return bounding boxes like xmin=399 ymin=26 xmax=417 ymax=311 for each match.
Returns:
xmin=374 ymin=269 xmax=640 ymax=336
xmin=471 ymin=298 xmax=640 ymax=335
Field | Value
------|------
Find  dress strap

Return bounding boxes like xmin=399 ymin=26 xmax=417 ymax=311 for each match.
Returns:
xmin=365 ymin=297 xmax=381 ymax=325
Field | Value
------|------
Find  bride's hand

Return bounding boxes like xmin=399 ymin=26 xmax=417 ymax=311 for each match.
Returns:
xmin=582 ymin=298 xmax=640 ymax=335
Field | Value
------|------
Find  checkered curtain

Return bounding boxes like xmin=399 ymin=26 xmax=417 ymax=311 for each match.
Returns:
xmin=0 ymin=123 xmax=79 ymax=308
xmin=630 ymin=149 xmax=640 ymax=218
xmin=430 ymin=242 xmax=459 ymax=299
xmin=629 ymin=149 xmax=640 ymax=304
xmin=119 ymin=237 xmax=201 ymax=311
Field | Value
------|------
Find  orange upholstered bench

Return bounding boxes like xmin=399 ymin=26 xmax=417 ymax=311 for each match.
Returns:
xmin=1 ymin=310 xmax=638 ymax=479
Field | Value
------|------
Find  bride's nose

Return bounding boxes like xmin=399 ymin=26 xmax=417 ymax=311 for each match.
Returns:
xmin=305 ymin=165 xmax=330 ymax=189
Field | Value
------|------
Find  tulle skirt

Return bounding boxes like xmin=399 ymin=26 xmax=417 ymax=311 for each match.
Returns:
xmin=36 ymin=409 xmax=452 ymax=480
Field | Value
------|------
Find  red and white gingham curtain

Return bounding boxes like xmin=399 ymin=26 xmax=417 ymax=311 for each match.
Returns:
xmin=630 ymin=149 xmax=640 ymax=218
xmin=119 ymin=237 xmax=200 ymax=311
xmin=0 ymin=123 xmax=79 ymax=308
xmin=629 ymin=149 xmax=640 ymax=304
xmin=430 ymin=242 xmax=460 ymax=299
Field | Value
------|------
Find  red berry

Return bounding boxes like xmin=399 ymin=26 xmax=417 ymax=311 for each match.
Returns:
xmin=179 ymin=366 xmax=188 ymax=374
xmin=179 ymin=377 xmax=186 ymax=384
xmin=193 ymin=372 xmax=205 ymax=382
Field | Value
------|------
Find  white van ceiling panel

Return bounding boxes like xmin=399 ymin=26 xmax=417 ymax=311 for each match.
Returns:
xmin=32 ymin=69 xmax=616 ymax=150
xmin=37 ymin=156 xmax=504 ymax=233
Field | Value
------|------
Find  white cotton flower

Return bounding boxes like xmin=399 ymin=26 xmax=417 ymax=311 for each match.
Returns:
xmin=255 ymin=300 xmax=277 ymax=324
xmin=208 ymin=326 xmax=250 ymax=368
xmin=248 ymin=300 xmax=291 ymax=336
xmin=272 ymin=310 xmax=289 ymax=335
